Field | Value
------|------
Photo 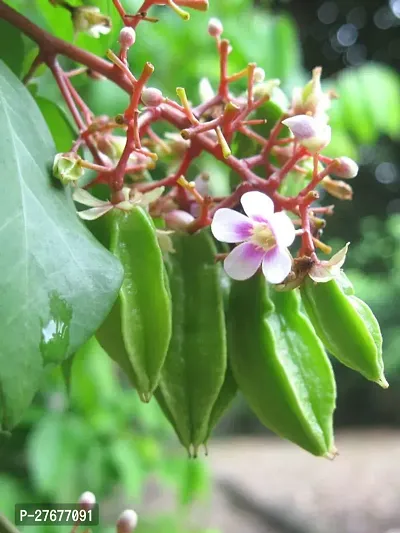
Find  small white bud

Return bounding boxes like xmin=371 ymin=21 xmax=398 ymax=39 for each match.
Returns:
xmin=253 ymin=67 xmax=265 ymax=83
xmin=282 ymin=115 xmax=331 ymax=154
xmin=78 ymin=491 xmax=96 ymax=511
xmin=164 ymin=209 xmax=195 ymax=230
xmin=141 ymin=87 xmax=164 ymax=107
xmin=331 ymin=156 xmax=359 ymax=179
xmin=208 ymin=17 xmax=223 ymax=37
xmin=116 ymin=509 xmax=138 ymax=533
xmin=119 ymin=27 xmax=136 ymax=48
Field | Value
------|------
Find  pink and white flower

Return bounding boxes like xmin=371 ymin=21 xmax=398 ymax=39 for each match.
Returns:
xmin=211 ymin=191 xmax=296 ymax=283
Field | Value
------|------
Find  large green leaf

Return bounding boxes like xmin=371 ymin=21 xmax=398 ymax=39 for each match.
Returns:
xmin=0 ymin=19 xmax=24 ymax=77
xmin=329 ymin=63 xmax=400 ymax=144
xmin=35 ymin=96 xmax=76 ymax=153
xmin=0 ymin=61 xmax=123 ymax=431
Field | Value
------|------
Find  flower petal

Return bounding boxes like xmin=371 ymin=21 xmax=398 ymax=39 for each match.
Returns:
xmin=224 ymin=242 xmax=264 ymax=280
xmin=240 ymin=191 xmax=274 ymax=222
xmin=282 ymin=115 xmax=318 ymax=140
xmin=77 ymin=205 xmax=113 ymax=220
xmin=328 ymin=242 xmax=349 ymax=268
xmin=268 ymin=211 xmax=296 ymax=248
xmin=262 ymin=247 xmax=292 ymax=284
xmin=141 ymin=186 xmax=165 ymax=205
xmin=308 ymin=263 xmax=336 ymax=283
xmin=73 ymin=188 xmax=109 ymax=208
xmin=211 ymin=208 xmax=253 ymax=243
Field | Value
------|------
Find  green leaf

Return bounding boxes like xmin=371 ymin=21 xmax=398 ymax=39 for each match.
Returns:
xmin=0 ymin=61 xmax=123 ymax=431
xmin=109 ymin=438 xmax=144 ymax=498
xmin=329 ymin=63 xmax=400 ymax=144
xmin=0 ymin=19 xmax=24 ymax=77
xmin=179 ymin=459 xmax=209 ymax=506
xmin=27 ymin=413 xmax=65 ymax=496
xmin=323 ymin=128 xmax=358 ymax=160
xmin=69 ymin=337 xmax=120 ymax=414
xmin=35 ymin=97 xmax=76 ymax=153
xmin=270 ymin=15 xmax=303 ymax=90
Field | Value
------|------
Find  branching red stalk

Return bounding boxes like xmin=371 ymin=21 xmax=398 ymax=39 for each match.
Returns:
xmin=0 ymin=0 xmax=335 ymax=251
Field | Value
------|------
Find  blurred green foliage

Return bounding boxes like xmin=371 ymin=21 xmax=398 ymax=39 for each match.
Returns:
xmin=1 ymin=0 xmax=400 ymax=529
xmin=0 ymin=338 xmax=210 ymax=532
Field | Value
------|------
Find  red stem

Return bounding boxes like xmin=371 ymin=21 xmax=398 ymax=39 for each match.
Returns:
xmin=0 ymin=2 xmax=133 ymax=93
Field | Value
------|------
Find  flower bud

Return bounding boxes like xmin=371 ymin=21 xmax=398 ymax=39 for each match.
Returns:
xmin=253 ymin=79 xmax=280 ymax=99
xmin=322 ymin=177 xmax=353 ymax=200
xmin=119 ymin=27 xmax=136 ymax=49
xmin=292 ymin=66 xmax=331 ymax=119
xmin=78 ymin=491 xmax=96 ymax=511
xmin=141 ymin=87 xmax=164 ymax=107
xmin=194 ymin=172 xmax=210 ymax=197
xmin=53 ymin=153 xmax=84 ymax=184
xmin=164 ymin=209 xmax=195 ymax=230
xmin=208 ymin=17 xmax=223 ymax=37
xmin=72 ymin=6 xmax=111 ymax=38
xmin=253 ymin=67 xmax=265 ymax=83
xmin=331 ymin=156 xmax=359 ymax=179
xmin=301 ymin=67 xmax=324 ymax=113
xmin=116 ymin=510 xmax=138 ymax=533
xmin=282 ymin=115 xmax=331 ymax=154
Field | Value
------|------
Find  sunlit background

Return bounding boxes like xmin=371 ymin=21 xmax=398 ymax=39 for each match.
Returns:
xmin=1 ymin=0 xmax=400 ymax=532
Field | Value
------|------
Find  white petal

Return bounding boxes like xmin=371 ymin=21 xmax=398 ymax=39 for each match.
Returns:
xmin=88 ymin=24 xmax=111 ymax=37
xmin=224 ymin=242 xmax=264 ymax=280
xmin=282 ymin=115 xmax=318 ymax=140
xmin=262 ymin=247 xmax=292 ymax=284
xmin=211 ymin=208 xmax=253 ymax=243
xmin=308 ymin=264 xmax=336 ymax=283
xmin=240 ymin=191 xmax=274 ymax=221
xmin=73 ymin=188 xmax=109 ymax=208
xmin=268 ymin=211 xmax=296 ymax=248
xmin=141 ymin=186 xmax=165 ymax=205
xmin=328 ymin=242 xmax=349 ymax=268
xmin=77 ymin=205 xmax=113 ymax=220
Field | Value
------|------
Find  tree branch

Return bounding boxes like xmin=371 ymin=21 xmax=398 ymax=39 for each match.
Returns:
xmin=0 ymin=1 xmax=132 ymax=93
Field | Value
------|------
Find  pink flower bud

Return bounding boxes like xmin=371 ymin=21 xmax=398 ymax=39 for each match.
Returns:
xmin=282 ymin=115 xmax=331 ymax=154
xmin=164 ymin=209 xmax=195 ymax=230
xmin=78 ymin=491 xmax=96 ymax=511
xmin=119 ymin=27 xmax=136 ymax=48
xmin=331 ymin=156 xmax=359 ymax=179
xmin=141 ymin=87 xmax=164 ymax=107
xmin=116 ymin=510 xmax=138 ymax=533
xmin=253 ymin=67 xmax=265 ymax=83
xmin=208 ymin=17 xmax=223 ymax=37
